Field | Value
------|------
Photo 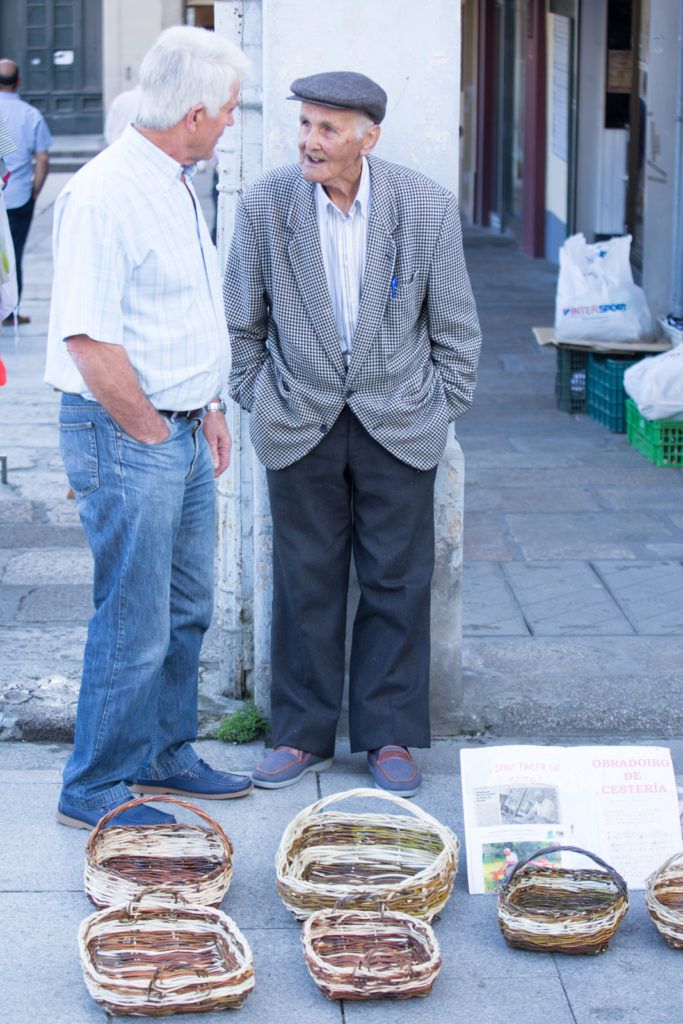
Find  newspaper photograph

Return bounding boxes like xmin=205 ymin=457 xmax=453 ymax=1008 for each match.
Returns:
xmin=460 ymin=745 xmax=681 ymax=894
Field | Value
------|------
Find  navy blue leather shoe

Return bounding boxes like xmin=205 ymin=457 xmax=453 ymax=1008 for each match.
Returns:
xmin=132 ymin=758 xmax=253 ymax=799
xmin=56 ymin=798 xmax=176 ymax=831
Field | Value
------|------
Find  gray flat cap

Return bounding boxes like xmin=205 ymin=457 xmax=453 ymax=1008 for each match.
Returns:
xmin=287 ymin=71 xmax=387 ymax=124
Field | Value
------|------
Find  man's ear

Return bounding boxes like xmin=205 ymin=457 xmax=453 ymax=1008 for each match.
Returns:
xmin=184 ymin=104 xmax=205 ymax=133
xmin=360 ymin=123 xmax=380 ymax=157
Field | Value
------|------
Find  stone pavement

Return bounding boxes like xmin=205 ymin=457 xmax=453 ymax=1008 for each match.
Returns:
xmin=1 ymin=145 xmax=683 ymax=1023
xmin=1 ymin=159 xmax=682 ymax=741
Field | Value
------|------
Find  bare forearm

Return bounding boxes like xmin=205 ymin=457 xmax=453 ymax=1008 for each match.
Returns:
xmin=65 ymin=334 xmax=169 ymax=443
xmin=32 ymin=152 xmax=49 ymax=198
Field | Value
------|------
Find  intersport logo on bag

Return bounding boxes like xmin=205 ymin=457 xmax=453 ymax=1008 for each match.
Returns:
xmin=562 ymin=303 xmax=628 ymax=317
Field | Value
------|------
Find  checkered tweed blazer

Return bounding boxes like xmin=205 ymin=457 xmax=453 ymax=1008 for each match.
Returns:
xmin=224 ymin=155 xmax=482 ymax=470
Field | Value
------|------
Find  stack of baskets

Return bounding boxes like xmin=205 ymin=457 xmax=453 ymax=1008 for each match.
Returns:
xmin=497 ymin=844 xmax=629 ymax=955
xmin=78 ymin=795 xmax=255 ymax=1015
xmin=275 ymin=787 xmax=459 ymax=1000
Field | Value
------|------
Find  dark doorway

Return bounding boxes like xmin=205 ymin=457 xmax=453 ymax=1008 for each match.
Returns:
xmin=0 ymin=1 xmax=103 ymax=134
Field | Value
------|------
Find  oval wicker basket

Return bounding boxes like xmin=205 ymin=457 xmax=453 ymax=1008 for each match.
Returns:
xmin=275 ymin=787 xmax=459 ymax=922
xmin=84 ymin=795 xmax=233 ymax=909
xmin=498 ymin=844 xmax=629 ymax=955
xmin=646 ymin=851 xmax=683 ymax=947
xmin=302 ymin=906 xmax=441 ymax=1001
xmin=78 ymin=892 xmax=254 ymax=1015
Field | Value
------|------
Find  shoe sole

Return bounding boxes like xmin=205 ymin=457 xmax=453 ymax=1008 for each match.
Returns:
xmin=55 ymin=810 xmax=96 ymax=830
xmin=371 ymin=781 xmax=420 ymax=798
xmin=130 ymin=782 xmax=254 ymax=799
xmin=252 ymin=757 xmax=333 ymax=789
xmin=368 ymin=763 xmax=421 ymax=798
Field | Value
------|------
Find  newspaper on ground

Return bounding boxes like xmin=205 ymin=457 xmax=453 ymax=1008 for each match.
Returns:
xmin=460 ymin=745 xmax=681 ymax=894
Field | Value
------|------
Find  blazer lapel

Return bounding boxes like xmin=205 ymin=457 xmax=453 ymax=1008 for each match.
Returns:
xmin=348 ymin=157 xmax=398 ymax=382
xmin=285 ymin=176 xmax=346 ymax=375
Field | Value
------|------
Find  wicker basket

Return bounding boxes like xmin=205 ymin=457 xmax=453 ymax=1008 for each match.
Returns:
xmin=275 ymin=787 xmax=459 ymax=922
xmin=498 ymin=845 xmax=628 ymax=955
xmin=78 ymin=892 xmax=254 ymax=1015
xmin=302 ymin=906 xmax=441 ymax=1000
xmin=646 ymin=851 xmax=683 ymax=947
xmin=84 ymin=795 xmax=233 ymax=909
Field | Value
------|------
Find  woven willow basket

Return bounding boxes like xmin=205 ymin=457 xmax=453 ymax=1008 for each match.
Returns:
xmin=646 ymin=851 xmax=683 ymax=947
xmin=275 ymin=787 xmax=459 ymax=922
xmin=78 ymin=893 xmax=254 ymax=1015
xmin=302 ymin=907 xmax=441 ymax=1000
xmin=84 ymin=796 xmax=233 ymax=909
xmin=498 ymin=844 xmax=629 ymax=955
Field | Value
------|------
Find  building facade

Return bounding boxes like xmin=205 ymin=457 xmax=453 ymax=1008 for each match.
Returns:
xmin=461 ymin=0 xmax=683 ymax=323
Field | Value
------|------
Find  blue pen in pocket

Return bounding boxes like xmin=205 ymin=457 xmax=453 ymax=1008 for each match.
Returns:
xmin=391 ymin=275 xmax=397 ymax=300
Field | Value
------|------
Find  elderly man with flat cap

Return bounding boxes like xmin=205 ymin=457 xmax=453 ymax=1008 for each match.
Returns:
xmin=225 ymin=71 xmax=481 ymax=796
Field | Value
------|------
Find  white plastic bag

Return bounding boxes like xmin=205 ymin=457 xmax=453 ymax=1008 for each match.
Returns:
xmin=0 ymin=191 xmax=17 ymax=322
xmin=554 ymin=233 xmax=654 ymax=342
xmin=623 ymin=348 xmax=683 ymax=420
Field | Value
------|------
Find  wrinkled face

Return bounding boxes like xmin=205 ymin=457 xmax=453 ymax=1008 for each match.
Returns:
xmin=298 ymin=101 xmax=375 ymax=193
xmin=192 ymin=80 xmax=240 ymax=160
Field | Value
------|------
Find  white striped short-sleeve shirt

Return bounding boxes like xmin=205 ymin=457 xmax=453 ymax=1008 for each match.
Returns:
xmin=315 ymin=156 xmax=370 ymax=366
xmin=45 ymin=125 xmax=229 ymax=410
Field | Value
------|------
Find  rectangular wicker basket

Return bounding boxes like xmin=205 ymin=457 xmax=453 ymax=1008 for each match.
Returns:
xmin=78 ymin=894 xmax=255 ymax=1015
xmin=497 ymin=844 xmax=629 ymax=955
xmin=302 ymin=907 xmax=441 ymax=1000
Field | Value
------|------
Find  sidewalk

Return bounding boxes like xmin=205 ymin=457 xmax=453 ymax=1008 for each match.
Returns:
xmin=4 ymin=737 xmax=683 ymax=1024
xmin=1 ymin=149 xmax=683 ymax=1023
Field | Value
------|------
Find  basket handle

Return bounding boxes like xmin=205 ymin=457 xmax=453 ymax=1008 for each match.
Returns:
xmin=646 ymin=850 xmax=683 ymax=891
xmin=84 ymin=794 xmax=232 ymax=852
xmin=500 ymin=844 xmax=628 ymax=896
xmin=293 ymin=786 xmax=447 ymax=830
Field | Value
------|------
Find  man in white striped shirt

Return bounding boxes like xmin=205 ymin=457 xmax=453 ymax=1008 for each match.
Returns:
xmin=45 ymin=27 xmax=254 ymax=830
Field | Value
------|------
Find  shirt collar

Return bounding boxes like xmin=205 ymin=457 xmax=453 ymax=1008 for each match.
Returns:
xmin=315 ymin=155 xmax=371 ymax=221
xmin=120 ymin=124 xmax=197 ymax=191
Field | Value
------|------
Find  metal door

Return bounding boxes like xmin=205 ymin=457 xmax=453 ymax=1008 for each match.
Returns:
xmin=0 ymin=0 xmax=103 ymax=134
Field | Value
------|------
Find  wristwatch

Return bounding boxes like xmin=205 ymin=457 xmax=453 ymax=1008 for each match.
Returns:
xmin=204 ymin=399 xmax=227 ymax=414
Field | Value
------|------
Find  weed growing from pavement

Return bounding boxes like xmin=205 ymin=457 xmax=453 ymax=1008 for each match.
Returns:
xmin=214 ymin=700 xmax=269 ymax=743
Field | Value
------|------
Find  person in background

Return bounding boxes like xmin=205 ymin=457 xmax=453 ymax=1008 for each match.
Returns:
xmin=0 ymin=112 xmax=18 ymax=341
xmin=45 ymin=26 xmax=253 ymax=830
xmin=0 ymin=59 xmax=51 ymax=325
xmin=104 ymin=86 xmax=142 ymax=146
xmin=225 ymin=71 xmax=482 ymax=796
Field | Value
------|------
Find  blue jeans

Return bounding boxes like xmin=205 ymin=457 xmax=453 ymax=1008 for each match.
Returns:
xmin=58 ymin=394 xmax=215 ymax=810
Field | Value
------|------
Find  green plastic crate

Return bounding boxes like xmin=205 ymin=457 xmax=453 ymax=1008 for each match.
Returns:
xmin=625 ymin=398 xmax=683 ymax=466
xmin=555 ymin=347 xmax=587 ymax=412
xmin=586 ymin=354 xmax=640 ymax=432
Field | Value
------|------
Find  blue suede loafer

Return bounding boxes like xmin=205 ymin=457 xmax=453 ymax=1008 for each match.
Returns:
xmin=367 ymin=745 xmax=422 ymax=797
xmin=252 ymin=746 xmax=333 ymax=788
xmin=131 ymin=758 xmax=253 ymax=799
xmin=56 ymin=798 xmax=176 ymax=831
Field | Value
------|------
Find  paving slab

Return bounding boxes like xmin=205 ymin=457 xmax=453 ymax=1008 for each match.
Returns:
xmin=15 ymin=584 xmax=94 ymax=622
xmin=502 ymin=561 xmax=634 ymax=635
xmin=593 ymin=561 xmax=683 ymax=634
xmin=462 ymin=562 xmax=529 ymax=636
xmin=2 ymin=548 xmax=94 ymax=585
xmin=504 ymin=510 xmax=676 ymax=560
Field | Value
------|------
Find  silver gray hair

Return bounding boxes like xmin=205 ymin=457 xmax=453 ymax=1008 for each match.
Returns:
xmin=136 ymin=26 xmax=251 ymax=131
xmin=355 ymin=112 xmax=375 ymax=140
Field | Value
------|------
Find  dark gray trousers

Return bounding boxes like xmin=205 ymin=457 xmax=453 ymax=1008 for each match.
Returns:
xmin=266 ymin=407 xmax=436 ymax=756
